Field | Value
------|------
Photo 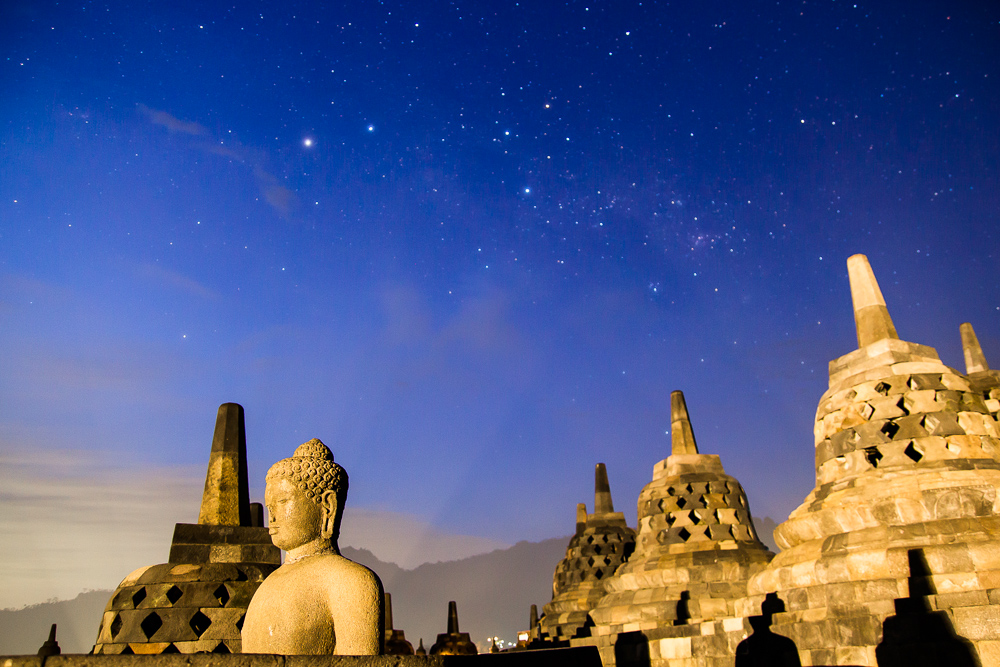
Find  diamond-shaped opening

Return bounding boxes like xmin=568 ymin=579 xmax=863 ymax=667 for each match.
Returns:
xmin=860 ymin=403 xmax=875 ymax=420
xmin=587 ymin=557 xmax=595 ymax=567
xmin=120 ymin=646 xmax=134 ymax=655
xmin=131 ymin=587 xmax=147 ymax=608
xmin=190 ymin=611 xmax=212 ymax=638
xmin=601 ymin=534 xmax=609 ymax=543
xmin=214 ymin=584 xmax=230 ymax=607
xmin=864 ymin=446 xmax=883 ymax=468
xmin=166 ymin=585 xmax=183 ymax=605
xmin=689 ymin=511 xmax=701 ymax=525
xmin=881 ymin=421 xmax=900 ymax=439
xmin=677 ymin=527 xmax=691 ymax=541
xmin=665 ymin=514 xmax=676 ymax=526
xmin=236 ymin=615 xmax=246 ymax=632
xmin=235 ymin=569 xmax=249 ymax=582
xmin=586 ymin=535 xmax=594 ymax=544
xmin=213 ymin=642 xmax=231 ymax=654
xmin=140 ymin=612 xmax=163 ymax=640
xmin=896 ymin=396 xmax=910 ymax=416
xmin=594 ymin=568 xmax=604 ymax=580
xmin=593 ymin=545 xmax=603 ymax=555
xmin=904 ymin=442 xmax=923 ymax=462
xmin=666 ymin=486 xmax=676 ymax=496
xmin=109 ymin=614 xmax=123 ymax=640
xmin=875 ymin=381 xmax=891 ymax=396
xmin=685 ymin=484 xmax=693 ymax=494
xmin=676 ymin=497 xmax=687 ymax=509
xmin=161 ymin=644 xmax=179 ymax=654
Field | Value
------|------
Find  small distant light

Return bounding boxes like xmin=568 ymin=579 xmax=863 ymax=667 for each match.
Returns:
xmin=303 ymin=138 xmax=313 ymax=147
xmin=367 ymin=125 xmax=375 ymax=132
xmin=524 ymin=187 xmax=531 ymax=194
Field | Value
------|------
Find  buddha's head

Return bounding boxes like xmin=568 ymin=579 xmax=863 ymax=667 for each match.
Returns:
xmin=264 ymin=439 xmax=348 ymax=551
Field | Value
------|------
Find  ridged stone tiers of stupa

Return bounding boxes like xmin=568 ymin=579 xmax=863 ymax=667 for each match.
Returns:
xmin=576 ymin=390 xmax=774 ymax=666
xmin=739 ymin=254 xmax=1000 ymax=666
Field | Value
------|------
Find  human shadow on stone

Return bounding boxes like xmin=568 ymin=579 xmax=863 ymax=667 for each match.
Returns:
xmin=614 ymin=630 xmax=651 ymax=667
xmin=673 ymin=590 xmax=692 ymax=626
xmin=734 ymin=592 xmax=802 ymax=667
xmin=875 ymin=548 xmax=981 ymax=667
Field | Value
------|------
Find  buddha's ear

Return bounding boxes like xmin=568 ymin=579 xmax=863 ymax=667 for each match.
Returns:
xmin=319 ymin=490 xmax=339 ymax=540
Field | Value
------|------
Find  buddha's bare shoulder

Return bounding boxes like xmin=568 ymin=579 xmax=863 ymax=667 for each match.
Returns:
xmin=307 ymin=553 xmax=383 ymax=593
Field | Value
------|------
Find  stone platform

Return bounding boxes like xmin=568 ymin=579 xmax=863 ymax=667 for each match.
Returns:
xmin=1 ymin=648 xmax=601 ymax=667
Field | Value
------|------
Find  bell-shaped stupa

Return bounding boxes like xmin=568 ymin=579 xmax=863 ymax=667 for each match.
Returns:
xmin=744 ymin=255 xmax=1000 ymax=666
xmin=535 ymin=463 xmax=636 ymax=643
xmin=383 ymin=593 xmax=414 ymax=655
xmin=962 ymin=322 xmax=1000 ymax=422
xmin=588 ymin=391 xmax=773 ymax=641
xmin=429 ymin=601 xmax=478 ymax=655
xmin=93 ymin=403 xmax=280 ymax=654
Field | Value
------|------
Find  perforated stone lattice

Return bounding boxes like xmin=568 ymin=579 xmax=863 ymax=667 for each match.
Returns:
xmin=813 ymin=372 xmax=1000 ymax=486
xmin=94 ymin=562 xmax=270 ymax=655
xmin=640 ymin=479 xmax=759 ymax=546
xmin=553 ymin=527 xmax=636 ymax=589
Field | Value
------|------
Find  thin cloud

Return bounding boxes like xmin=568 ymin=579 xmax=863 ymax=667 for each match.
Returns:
xmin=138 ymin=104 xmax=296 ymax=218
xmin=339 ymin=508 xmax=510 ymax=569
xmin=137 ymin=263 xmax=220 ymax=301
xmin=0 ymin=447 xmax=203 ymax=609
xmin=137 ymin=104 xmax=207 ymax=136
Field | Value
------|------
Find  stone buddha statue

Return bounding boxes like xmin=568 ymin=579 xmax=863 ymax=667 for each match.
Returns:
xmin=241 ymin=439 xmax=384 ymax=655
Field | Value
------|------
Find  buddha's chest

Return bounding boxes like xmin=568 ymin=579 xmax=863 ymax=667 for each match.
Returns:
xmin=243 ymin=572 xmax=337 ymax=654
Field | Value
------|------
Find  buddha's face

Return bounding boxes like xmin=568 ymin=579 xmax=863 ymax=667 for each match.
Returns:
xmin=265 ymin=476 xmax=324 ymax=551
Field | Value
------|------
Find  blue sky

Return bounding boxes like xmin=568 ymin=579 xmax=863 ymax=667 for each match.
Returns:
xmin=2 ymin=0 xmax=998 ymax=609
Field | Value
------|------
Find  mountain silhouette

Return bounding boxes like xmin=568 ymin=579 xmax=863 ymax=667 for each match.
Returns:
xmin=0 ymin=537 xmax=568 ymax=655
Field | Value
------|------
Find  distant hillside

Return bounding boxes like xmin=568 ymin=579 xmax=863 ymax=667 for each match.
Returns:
xmin=0 ymin=590 xmax=110 ymax=655
xmin=0 ymin=537 xmax=569 ymax=655
xmin=343 ymin=537 xmax=567 ymax=649
xmin=754 ymin=516 xmax=779 ymax=553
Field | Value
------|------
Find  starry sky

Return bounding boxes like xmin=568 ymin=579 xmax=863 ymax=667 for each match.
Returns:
xmin=2 ymin=0 xmax=999 ymax=609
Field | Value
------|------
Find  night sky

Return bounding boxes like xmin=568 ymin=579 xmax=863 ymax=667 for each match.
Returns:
xmin=2 ymin=1 xmax=999 ymax=610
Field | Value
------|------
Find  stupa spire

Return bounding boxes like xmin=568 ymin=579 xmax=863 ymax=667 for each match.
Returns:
xmin=594 ymin=463 xmax=614 ymax=514
xmin=198 ymin=402 xmax=251 ymax=526
xmin=847 ymin=254 xmax=899 ymax=347
xmin=670 ymin=390 xmax=699 ymax=455
xmin=961 ymin=322 xmax=990 ymax=374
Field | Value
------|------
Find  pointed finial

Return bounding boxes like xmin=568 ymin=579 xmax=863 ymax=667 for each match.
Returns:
xmin=385 ymin=592 xmax=395 ymax=632
xmin=37 ymin=624 xmax=60 ymax=657
xmin=670 ymin=391 xmax=699 ymax=455
xmin=490 ymin=637 xmax=500 ymax=653
xmin=961 ymin=323 xmax=990 ymax=373
xmin=847 ymin=254 xmax=899 ymax=347
xmin=594 ymin=463 xmax=614 ymax=514
xmin=447 ymin=600 xmax=460 ymax=634
xmin=530 ymin=604 xmax=539 ymax=629
xmin=575 ymin=503 xmax=587 ymax=535
xmin=416 ymin=638 xmax=426 ymax=656
xmin=198 ymin=403 xmax=251 ymax=526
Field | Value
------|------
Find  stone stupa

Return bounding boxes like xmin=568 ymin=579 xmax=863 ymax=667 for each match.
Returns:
xmin=534 ymin=463 xmax=636 ymax=643
xmin=429 ymin=601 xmax=478 ymax=655
xmin=962 ymin=322 xmax=1000 ymax=422
xmin=584 ymin=390 xmax=774 ymax=664
xmin=743 ymin=254 xmax=1000 ymax=666
xmin=93 ymin=403 xmax=280 ymax=654
xmin=383 ymin=593 xmax=414 ymax=655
